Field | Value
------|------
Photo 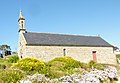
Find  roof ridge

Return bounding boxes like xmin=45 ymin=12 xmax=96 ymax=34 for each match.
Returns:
xmin=26 ymin=31 xmax=100 ymax=38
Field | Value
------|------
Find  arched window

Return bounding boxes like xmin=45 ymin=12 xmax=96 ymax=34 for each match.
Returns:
xmin=21 ymin=21 xmax=23 ymax=23
xmin=21 ymin=21 xmax=24 ymax=28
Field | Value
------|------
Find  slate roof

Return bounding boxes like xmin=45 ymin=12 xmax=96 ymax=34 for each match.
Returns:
xmin=23 ymin=32 xmax=113 ymax=47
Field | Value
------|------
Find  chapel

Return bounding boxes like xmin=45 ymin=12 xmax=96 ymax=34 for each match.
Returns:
xmin=18 ymin=10 xmax=116 ymax=64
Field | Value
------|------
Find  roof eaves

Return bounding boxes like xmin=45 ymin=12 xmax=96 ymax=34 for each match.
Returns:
xmin=26 ymin=43 xmax=113 ymax=47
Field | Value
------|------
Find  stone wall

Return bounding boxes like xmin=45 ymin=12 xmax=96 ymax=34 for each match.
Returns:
xmin=18 ymin=33 xmax=26 ymax=58
xmin=25 ymin=45 xmax=116 ymax=65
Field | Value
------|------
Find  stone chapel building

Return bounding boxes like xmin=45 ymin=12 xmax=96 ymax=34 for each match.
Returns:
xmin=18 ymin=10 xmax=116 ymax=65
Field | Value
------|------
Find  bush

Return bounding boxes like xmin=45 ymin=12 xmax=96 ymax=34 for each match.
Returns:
xmin=94 ymin=63 xmax=106 ymax=70
xmin=7 ymin=55 xmax=19 ymax=63
xmin=46 ymin=56 xmax=81 ymax=78
xmin=88 ymin=60 xmax=106 ymax=70
xmin=0 ymin=63 xmax=6 ymax=70
xmin=80 ymin=62 xmax=89 ymax=70
xmin=116 ymin=54 xmax=120 ymax=58
xmin=0 ymin=69 xmax=24 ymax=83
xmin=44 ymin=62 xmax=67 ymax=78
xmin=20 ymin=74 xmax=50 ymax=83
xmin=0 ymin=58 xmax=8 ymax=63
xmin=49 ymin=56 xmax=80 ymax=69
xmin=46 ymin=69 xmax=66 ymax=78
xmin=88 ymin=60 xmax=96 ymax=68
xmin=48 ymin=56 xmax=81 ymax=71
xmin=13 ymin=57 xmax=46 ymax=74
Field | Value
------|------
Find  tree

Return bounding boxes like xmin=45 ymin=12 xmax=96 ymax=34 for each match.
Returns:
xmin=0 ymin=44 xmax=11 ymax=56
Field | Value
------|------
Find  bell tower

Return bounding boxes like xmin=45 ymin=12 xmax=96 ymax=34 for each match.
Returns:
xmin=18 ymin=9 xmax=26 ymax=33
xmin=18 ymin=9 xmax=26 ymax=59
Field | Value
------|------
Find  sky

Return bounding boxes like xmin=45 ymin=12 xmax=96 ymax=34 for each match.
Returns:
xmin=0 ymin=0 xmax=120 ymax=51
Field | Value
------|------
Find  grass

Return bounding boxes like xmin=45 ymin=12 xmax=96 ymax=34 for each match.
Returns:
xmin=0 ymin=54 xmax=19 ymax=70
xmin=116 ymin=54 xmax=120 ymax=58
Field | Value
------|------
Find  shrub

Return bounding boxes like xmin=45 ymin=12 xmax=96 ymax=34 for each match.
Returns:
xmin=20 ymin=74 xmax=50 ymax=83
xmin=44 ymin=62 xmax=67 ymax=78
xmin=88 ymin=60 xmax=106 ymax=70
xmin=7 ymin=55 xmax=19 ymax=63
xmin=88 ymin=60 xmax=96 ymax=68
xmin=46 ymin=56 xmax=81 ymax=78
xmin=46 ymin=69 xmax=66 ymax=78
xmin=0 ymin=63 xmax=6 ymax=70
xmin=94 ymin=63 xmax=106 ymax=70
xmin=13 ymin=57 xmax=46 ymax=74
xmin=0 ymin=58 xmax=8 ymax=63
xmin=4 ymin=63 xmax=13 ymax=69
xmin=20 ymin=66 xmax=118 ymax=83
xmin=0 ymin=69 xmax=25 ymax=83
xmin=116 ymin=54 xmax=120 ymax=58
xmin=80 ymin=62 xmax=89 ymax=70
xmin=48 ymin=56 xmax=81 ymax=71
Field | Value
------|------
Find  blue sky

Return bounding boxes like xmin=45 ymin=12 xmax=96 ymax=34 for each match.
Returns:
xmin=0 ymin=0 xmax=120 ymax=51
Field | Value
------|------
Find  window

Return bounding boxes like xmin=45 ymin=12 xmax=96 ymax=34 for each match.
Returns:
xmin=92 ymin=51 xmax=97 ymax=61
xmin=63 ymin=49 xmax=66 ymax=56
xmin=21 ymin=21 xmax=23 ymax=23
xmin=21 ymin=21 xmax=23 ymax=28
xmin=22 ymin=24 xmax=23 ymax=28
